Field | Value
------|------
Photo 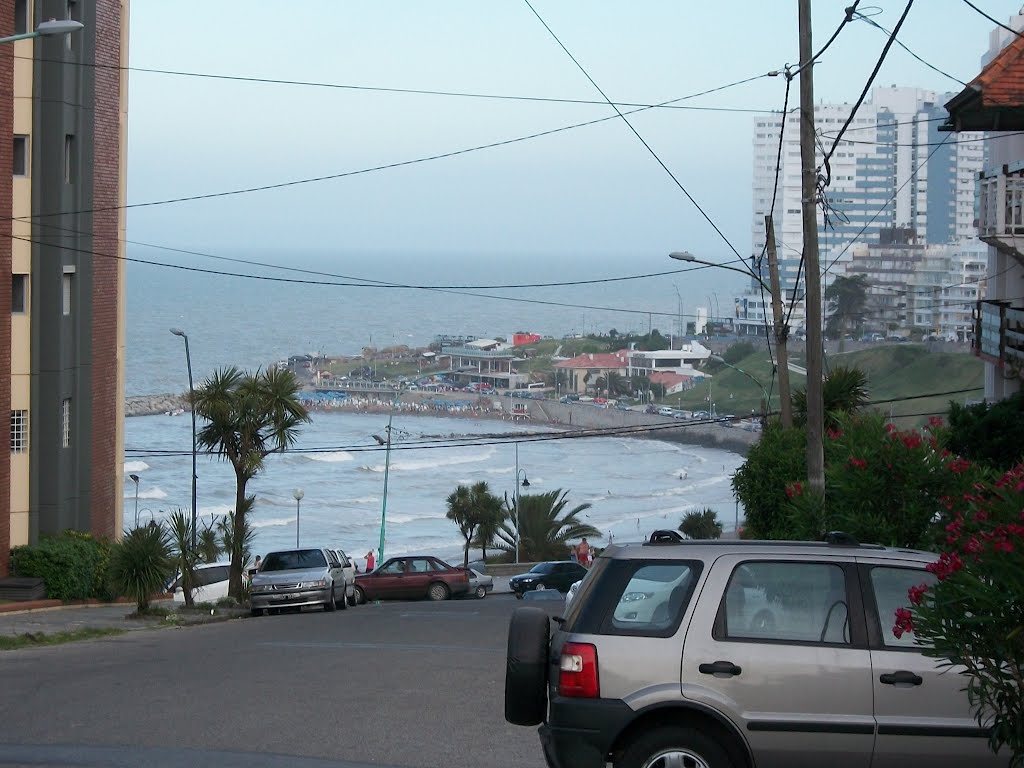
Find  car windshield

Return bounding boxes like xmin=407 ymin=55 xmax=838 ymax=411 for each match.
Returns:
xmin=529 ymin=562 xmax=558 ymax=574
xmin=261 ymin=549 xmax=327 ymax=571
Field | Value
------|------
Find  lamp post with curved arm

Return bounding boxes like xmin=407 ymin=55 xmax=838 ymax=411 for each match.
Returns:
xmin=513 ymin=443 xmax=531 ymax=564
xmin=170 ymin=328 xmax=197 ymax=551
xmin=709 ymin=355 xmax=770 ymax=425
xmin=0 ymin=19 xmax=83 ymax=44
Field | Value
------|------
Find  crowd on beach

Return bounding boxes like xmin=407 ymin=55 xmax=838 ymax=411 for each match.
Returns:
xmin=298 ymin=393 xmax=514 ymax=420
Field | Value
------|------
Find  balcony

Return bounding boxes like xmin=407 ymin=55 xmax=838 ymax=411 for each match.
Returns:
xmin=977 ymin=166 xmax=1024 ymax=265
xmin=974 ymin=300 xmax=1024 ymax=373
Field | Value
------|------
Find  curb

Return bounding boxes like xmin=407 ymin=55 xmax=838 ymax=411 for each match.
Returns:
xmin=0 ymin=594 xmax=173 ymax=617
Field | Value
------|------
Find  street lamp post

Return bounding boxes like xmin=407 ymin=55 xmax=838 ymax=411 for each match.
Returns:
xmin=293 ymin=488 xmax=304 ymax=547
xmin=0 ymin=18 xmax=83 ymax=44
xmin=170 ymin=328 xmax=198 ymax=551
xmin=129 ymin=474 xmax=140 ymax=528
xmin=513 ymin=443 xmax=530 ymax=564
xmin=709 ymin=355 xmax=770 ymax=424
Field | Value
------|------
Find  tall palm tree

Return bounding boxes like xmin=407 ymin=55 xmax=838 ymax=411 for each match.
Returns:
xmin=496 ymin=489 xmax=600 ymax=562
xmin=192 ymin=366 xmax=310 ymax=599
xmin=470 ymin=484 xmax=505 ymax=562
xmin=447 ymin=481 xmax=503 ymax=567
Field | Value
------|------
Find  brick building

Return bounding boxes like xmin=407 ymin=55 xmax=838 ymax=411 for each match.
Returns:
xmin=1 ymin=0 xmax=128 ymax=575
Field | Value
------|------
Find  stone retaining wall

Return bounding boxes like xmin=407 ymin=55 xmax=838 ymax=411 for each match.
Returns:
xmin=125 ymin=394 xmax=187 ymax=417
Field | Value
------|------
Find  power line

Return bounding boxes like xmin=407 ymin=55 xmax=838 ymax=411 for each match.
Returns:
xmin=17 ymin=53 xmax=776 ymax=114
xmin=960 ymin=0 xmax=1023 ymax=38
xmin=12 ymin=77 xmax=779 ymax=224
xmin=853 ymin=9 xmax=966 ymax=86
xmin=522 ymin=0 xmax=753 ymax=271
xmin=792 ymin=1 xmax=862 ymax=76
xmin=819 ymin=130 xmax=1012 ymax=147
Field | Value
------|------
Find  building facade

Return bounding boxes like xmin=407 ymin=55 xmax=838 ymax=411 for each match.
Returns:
xmin=1 ymin=0 xmax=128 ymax=575
xmin=751 ymin=86 xmax=984 ymax=295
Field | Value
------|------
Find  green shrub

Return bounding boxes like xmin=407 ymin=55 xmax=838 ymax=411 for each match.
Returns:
xmin=108 ymin=523 xmax=173 ymax=612
xmin=732 ymin=423 xmax=807 ymax=539
xmin=10 ymin=533 xmax=107 ymax=602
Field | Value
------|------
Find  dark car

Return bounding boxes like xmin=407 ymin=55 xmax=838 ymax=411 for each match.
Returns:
xmin=353 ymin=555 xmax=470 ymax=603
xmin=509 ymin=561 xmax=588 ymax=598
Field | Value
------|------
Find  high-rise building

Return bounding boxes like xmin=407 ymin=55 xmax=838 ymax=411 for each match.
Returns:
xmin=751 ymin=86 xmax=983 ymax=294
xmin=1 ymin=0 xmax=129 ymax=576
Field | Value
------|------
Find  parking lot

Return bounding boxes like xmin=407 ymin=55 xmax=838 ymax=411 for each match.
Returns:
xmin=0 ymin=593 xmax=547 ymax=768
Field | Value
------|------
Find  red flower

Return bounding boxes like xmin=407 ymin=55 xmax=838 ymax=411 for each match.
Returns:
xmin=946 ymin=457 xmax=971 ymax=474
xmin=964 ymin=537 xmax=982 ymax=555
xmin=901 ymin=434 xmax=923 ymax=450
xmin=885 ymin=423 xmax=898 ymax=434
xmin=848 ymin=457 xmax=868 ymax=470
xmin=826 ymin=428 xmax=843 ymax=440
xmin=785 ymin=481 xmax=804 ymax=498
xmin=926 ymin=551 xmax=964 ymax=581
xmin=907 ymin=583 xmax=929 ymax=605
xmin=928 ymin=415 xmax=944 ymax=428
xmin=893 ymin=607 xmax=914 ymax=639
xmin=992 ymin=540 xmax=1014 ymax=553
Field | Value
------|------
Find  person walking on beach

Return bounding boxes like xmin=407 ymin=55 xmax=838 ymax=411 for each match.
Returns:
xmin=365 ymin=550 xmax=376 ymax=573
xmin=569 ymin=545 xmax=578 ymax=563
xmin=577 ymin=538 xmax=591 ymax=568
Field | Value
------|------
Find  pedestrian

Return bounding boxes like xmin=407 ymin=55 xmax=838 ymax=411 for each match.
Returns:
xmin=365 ymin=550 xmax=376 ymax=572
xmin=578 ymin=537 xmax=591 ymax=568
xmin=569 ymin=545 xmax=578 ymax=563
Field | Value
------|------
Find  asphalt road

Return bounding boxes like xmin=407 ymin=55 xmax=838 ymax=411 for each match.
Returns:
xmin=0 ymin=594 xmax=551 ymax=768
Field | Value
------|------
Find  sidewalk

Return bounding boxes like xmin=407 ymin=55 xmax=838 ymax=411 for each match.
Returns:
xmin=0 ymin=602 xmax=152 ymax=637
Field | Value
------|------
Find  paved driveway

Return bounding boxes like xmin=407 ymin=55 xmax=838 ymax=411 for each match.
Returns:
xmin=0 ymin=593 xmax=547 ymax=768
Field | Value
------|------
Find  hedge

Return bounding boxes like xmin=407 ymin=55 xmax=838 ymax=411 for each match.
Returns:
xmin=10 ymin=531 xmax=115 ymax=602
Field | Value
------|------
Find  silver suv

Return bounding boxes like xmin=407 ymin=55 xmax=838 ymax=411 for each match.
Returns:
xmin=504 ymin=531 xmax=1003 ymax=768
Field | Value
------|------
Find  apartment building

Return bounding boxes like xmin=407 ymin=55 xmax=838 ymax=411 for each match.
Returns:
xmin=751 ymin=86 xmax=984 ymax=295
xmin=1 ymin=0 xmax=128 ymax=575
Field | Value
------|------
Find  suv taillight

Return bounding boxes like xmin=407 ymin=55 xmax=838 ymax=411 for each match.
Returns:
xmin=559 ymin=642 xmax=599 ymax=698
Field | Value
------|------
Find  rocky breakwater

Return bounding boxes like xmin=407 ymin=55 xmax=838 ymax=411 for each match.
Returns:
xmin=126 ymin=393 xmax=188 ymax=417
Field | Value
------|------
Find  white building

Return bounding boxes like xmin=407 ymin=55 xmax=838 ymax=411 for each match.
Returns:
xmin=752 ymin=86 xmax=984 ymax=295
xmin=626 ymin=342 xmax=713 ymax=379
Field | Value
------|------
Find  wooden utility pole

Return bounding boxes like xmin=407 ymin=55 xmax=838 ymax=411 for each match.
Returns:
xmin=765 ymin=215 xmax=793 ymax=428
xmin=798 ymin=0 xmax=826 ymax=494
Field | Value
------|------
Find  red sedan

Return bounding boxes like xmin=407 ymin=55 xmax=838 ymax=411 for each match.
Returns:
xmin=353 ymin=555 xmax=470 ymax=603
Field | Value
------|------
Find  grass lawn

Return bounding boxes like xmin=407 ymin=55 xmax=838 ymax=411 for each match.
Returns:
xmin=0 ymin=627 xmax=125 ymax=651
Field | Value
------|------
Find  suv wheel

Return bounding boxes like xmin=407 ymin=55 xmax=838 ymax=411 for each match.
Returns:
xmin=504 ymin=607 xmax=550 ymax=726
xmin=617 ymin=726 xmax=734 ymax=768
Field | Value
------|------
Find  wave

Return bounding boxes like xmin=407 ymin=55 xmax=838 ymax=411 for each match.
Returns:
xmin=306 ymin=451 xmax=355 ymax=463
xmin=360 ymin=448 xmax=495 ymax=474
xmin=134 ymin=487 xmax=168 ymax=500
xmin=198 ymin=505 xmax=235 ymax=519
xmin=251 ymin=516 xmax=296 ymax=529
xmin=124 ymin=461 xmax=151 ymax=473
xmin=343 ymin=496 xmax=379 ymax=505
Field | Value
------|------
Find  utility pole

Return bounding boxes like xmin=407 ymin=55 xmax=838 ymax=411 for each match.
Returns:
xmin=765 ymin=215 xmax=793 ymax=427
xmin=799 ymin=0 xmax=825 ymax=494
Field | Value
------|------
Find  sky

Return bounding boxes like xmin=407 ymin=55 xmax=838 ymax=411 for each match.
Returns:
xmin=125 ymin=1 xmax=1014 ymax=302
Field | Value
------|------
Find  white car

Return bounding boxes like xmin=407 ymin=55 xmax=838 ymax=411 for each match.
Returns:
xmin=169 ymin=561 xmax=231 ymax=604
xmin=331 ymin=548 xmax=358 ymax=606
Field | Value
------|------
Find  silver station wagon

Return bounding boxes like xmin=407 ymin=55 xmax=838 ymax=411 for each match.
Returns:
xmin=504 ymin=530 xmax=1006 ymax=768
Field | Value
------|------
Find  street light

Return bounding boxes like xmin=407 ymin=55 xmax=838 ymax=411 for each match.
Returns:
xmin=669 ymin=251 xmax=768 ymax=291
xmin=513 ymin=443 xmax=530 ymax=564
xmin=0 ymin=19 xmax=84 ymax=44
xmin=170 ymin=328 xmax=198 ymax=551
xmin=129 ymin=474 xmax=140 ymax=528
xmin=293 ymin=488 xmax=304 ymax=547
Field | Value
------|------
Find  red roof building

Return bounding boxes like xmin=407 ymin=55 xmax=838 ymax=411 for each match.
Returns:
xmin=555 ymin=351 xmax=629 ymax=394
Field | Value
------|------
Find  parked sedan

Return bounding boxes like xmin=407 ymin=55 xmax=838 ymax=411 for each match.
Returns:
xmin=250 ymin=547 xmax=346 ymax=616
xmin=354 ymin=556 xmax=470 ymax=603
xmin=509 ymin=561 xmax=588 ymax=597
xmin=465 ymin=568 xmax=493 ymax=599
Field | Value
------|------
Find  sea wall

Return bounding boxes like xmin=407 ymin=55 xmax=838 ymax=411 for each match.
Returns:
xmin=126 ymin=393 xmax=187 ymax=417
xmin=529 ymin=401 xmax=758 ymax=456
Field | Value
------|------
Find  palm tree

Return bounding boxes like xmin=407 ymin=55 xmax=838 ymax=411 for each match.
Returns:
xmin=196 ymin=521 xmax=222 ymax=564
xmin=496 ymin=489 xmax=601 ymax=562
xmin=471 ymin=486 xmax=505 ymax=561
xmin=792 ymin=365 xmax=869 ymax=430
xmin=446 ymin=481 xmax=503 ymax=567
xmin=679 ymin=509 xmax=723 ymax=540
xmin=606 ymin=371 xmax=627 ymax=398
xmin=109 ymin=522 xmax=173 ymax=613
xmin=217 ymin=499 xmax=257 ymax=576
xmin=167 ymin=509 xmax=198 ymax=607
xmin=192 ymin=366 xmax=310 ymax=600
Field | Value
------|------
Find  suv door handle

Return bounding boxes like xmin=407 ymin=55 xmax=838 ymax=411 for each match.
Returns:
xmin=879 ymin=671 xmax=923 ymax=686
xmin=699 ymin=661 xmax=742 ymax=677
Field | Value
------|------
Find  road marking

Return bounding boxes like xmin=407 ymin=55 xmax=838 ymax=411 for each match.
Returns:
xmin=398 ymin=611 xmax=479 ymax=618
xmin=258 ymin=641 xmax=500 ymax=653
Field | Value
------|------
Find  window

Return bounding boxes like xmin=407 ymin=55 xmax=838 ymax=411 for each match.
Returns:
xmin=12 ymin=274 xmax=26 ymax=314
xmin=326 ymin=550 xmax=340 ymax=568
xmin=61 ymin=399 xmax=71 ymax=447
xmin=610 ymin=563 xmax=697 ymax=633
xmin=62 ymin=273 xmax=72 ymax=315
xmin=14 ymin=0 xmax=28 ymax=34
xmin=11 ymin=410 xmax=28 ymax=453
xmin=13 ymin=136 xmax=27 ymax=177
xmin=720 ymin=561 xmax=850 ymax=644
xmin=64 ymin=134 xmax=76 ymax=183
xmin=869 ymin=567 xmax=936 ymax=648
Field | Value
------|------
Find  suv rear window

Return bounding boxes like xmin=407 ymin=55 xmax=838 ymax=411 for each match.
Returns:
xmin=563 ymin=559 xmax=701 ymax=637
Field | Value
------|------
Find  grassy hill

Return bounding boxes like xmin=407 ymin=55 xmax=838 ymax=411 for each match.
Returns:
xmin=671 ymin=345 xmax=983 ymax=426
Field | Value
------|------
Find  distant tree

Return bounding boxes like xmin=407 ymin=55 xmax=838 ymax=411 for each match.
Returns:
xmin=495 ymin=490 xmax=600 ymax=562
xmin=945 ymin=394 xmax=1024 ymax=471
xmin=192 ymin=366 xmax=310 ymax=600
xmin=608 ymin=329 xmax=619 ymax=339
xmin=825 ymin=275 xmax=869 ymax=345
xmin=792 ymin=366 xmax=869 ymax=431
xmin=606 ymin=371 xmax=628 ymax=397
xmin=679 ymin=509 xmax=723 ymax=539
xmin=594 ymin=376 xmax=607 ymax=396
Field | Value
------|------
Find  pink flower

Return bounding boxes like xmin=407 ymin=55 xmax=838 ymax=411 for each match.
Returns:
xmin=901 ymin=434 xmax=923 ymax=450
xmin=826 ymin=428 xmax=843 ymax=440
xmin=926 ymin=551 xmax=964 ymax=581
xmin=964 ymin=537 xmax=982 ymax=555
xmin=928 ymin=416 xmax=944 ymax=428
xmin=885 ymin=423 xmax=898 ymax=434
xmin=908 ymin=583 xmax=929 ymax=605
xmin=785 ymin=481 xmax=803 ymax=498
xmin=992 ymin=540 xmax=1014 ymax=553
xmin=946 ymin=457 xmax=971 ymax=474
xmin=848 ymin=457 xmax=868 ymax=470
xmin=893 ymin=607 xmax=914 ymax=639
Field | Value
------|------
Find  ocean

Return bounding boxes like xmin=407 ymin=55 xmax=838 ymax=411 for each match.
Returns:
xmin=124 ymin=250 xmax=746 ymax=561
